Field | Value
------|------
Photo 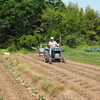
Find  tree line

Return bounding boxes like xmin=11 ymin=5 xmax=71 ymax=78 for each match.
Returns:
xmin=0 ymin=0 xmax=100 ymax=49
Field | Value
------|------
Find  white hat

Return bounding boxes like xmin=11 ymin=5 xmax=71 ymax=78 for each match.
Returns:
xmin=50 ymin=37 xmax=54 ymax=40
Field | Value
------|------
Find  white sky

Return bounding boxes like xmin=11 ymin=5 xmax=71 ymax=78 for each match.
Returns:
xmin=62 ymin=0 xmax=100 ymax=12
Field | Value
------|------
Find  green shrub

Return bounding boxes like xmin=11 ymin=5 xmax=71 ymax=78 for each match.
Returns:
xmin=65 ymin=34 xmax=83 ymax=48
xmin=18 ymin=35 xmax=37 ymax=48
xmin=8 ymin=44 xmax=17 ymax=52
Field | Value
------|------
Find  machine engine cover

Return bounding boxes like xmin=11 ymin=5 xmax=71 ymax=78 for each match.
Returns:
xmin=55 ymin=53 xmax=60 ymax=59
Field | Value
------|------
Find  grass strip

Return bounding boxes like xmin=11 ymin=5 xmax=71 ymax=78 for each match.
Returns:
xmin=62 ymin=46 xmax=100 ymax=66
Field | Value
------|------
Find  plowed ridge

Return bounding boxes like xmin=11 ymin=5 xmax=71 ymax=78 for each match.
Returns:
xmin=15 ymin=54 xmax=100 ymax=100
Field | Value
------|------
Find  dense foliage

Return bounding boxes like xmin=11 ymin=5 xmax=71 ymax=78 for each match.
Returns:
xmin=0 ymin=0 xmax=100 ymax=49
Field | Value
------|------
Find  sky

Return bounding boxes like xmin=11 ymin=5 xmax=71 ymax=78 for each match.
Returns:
xmin=62 ymin=0 xmax=100 ymax=12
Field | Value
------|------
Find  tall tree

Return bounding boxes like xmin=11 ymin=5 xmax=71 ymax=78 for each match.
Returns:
xmin=46 ymin=0 xmax=65 ymax=10
xmin=0 ymin=0 xmax=46 ymax=48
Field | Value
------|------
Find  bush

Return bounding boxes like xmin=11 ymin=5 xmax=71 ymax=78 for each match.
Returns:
xmin=8 ymin=44 xmax=17 ymax=52
xmin=18 ymin=35 xmax=37 ymax=48
xmin=65 ymin=34 xmax=83 ymax=48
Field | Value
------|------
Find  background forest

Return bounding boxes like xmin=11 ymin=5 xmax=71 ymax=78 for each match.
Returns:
xmin=0 ymin=0 xmax=100 ymax=50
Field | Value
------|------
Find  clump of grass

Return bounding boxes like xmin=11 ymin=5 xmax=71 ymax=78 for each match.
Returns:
xmin=0 ymin=95 xmax=3 ymax=100
xmin=5 ymin=56 xmax=21 ymax=67
xmin=8 ymin=48 xmax=37 ymax=54
xmin=5 ymin=56 xmax=11 ymax=60
xmin=17 ymin=66 xmax=25 ymax=71
xmin=8 ymin=58 xmax=20 ymax=67
xmin=32 ymin=74 xmax=49 ymax=83
xmin=17 ymin=48 xmax=36 ymax=54
xmin=3 ymin=64 xmax=9 ymax=67
xmin=50 ymin=85 xmax=64 ymax=96
xmin=10 ymin=59 xmax=19 ymax=66
xmin=41 ymin=81 xmax=64 ymax=96
xmin=0 ymin=49 xmax=8 ymax=55
xmin=0 ymin=60 xmax=4 ymax=63
xmin=17 ymin=63 xmax=34 ymax=72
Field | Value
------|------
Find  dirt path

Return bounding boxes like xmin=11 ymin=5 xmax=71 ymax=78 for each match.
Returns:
xmin=14 ymin=53 xmax=100 ymax=100
xmin=0 ymin=55 xmax=33 ymax=100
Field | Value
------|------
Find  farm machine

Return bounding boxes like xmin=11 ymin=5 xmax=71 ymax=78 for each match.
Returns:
xmin=38 ymin=44 xmax=65 ymax=64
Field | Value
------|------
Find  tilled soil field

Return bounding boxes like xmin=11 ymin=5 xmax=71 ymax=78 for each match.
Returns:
xmin=0 ymin=53 xmax=100 ymax=100
xmin=0 ymin=55 xmax=33 ymax=100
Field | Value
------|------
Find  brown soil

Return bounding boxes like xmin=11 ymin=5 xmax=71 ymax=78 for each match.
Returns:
xmin=0 ymin=55 xmax=33 ymax=100
xmin=0 ymin=53 xmax=100 ymax=100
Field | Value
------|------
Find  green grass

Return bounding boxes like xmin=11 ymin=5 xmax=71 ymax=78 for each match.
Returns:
xmin=0 ymin=49 xmax=8 ymax=54
xmin=62 ymin=46 xmax=100 ymax=66
xmin=9 ymin=48 xmax=37 ymax=54
xmin=1 ymin=46 xmax=100 ymax=66
xmin=0 ymin=48 xmax=37 ymax=55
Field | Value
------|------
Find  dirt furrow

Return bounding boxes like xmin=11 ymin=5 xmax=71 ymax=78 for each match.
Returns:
xmin=66 ymin=60 xmax=100 ymax=72
xmin=28 ymin=54 xmax=100 ymax=82
xmin=53 ymin=63 xmax=100 ymax=82
xmin=59 ymin=62 xmax=100 ymax=75
xmin=29 ymin=54 xmax=100 ymax=76
xmin=0 ymin=61 xmax=33 ymax=100
xmin=65 ymin=63 xmax=100 ymax=75
xmin=14 ymin=54 xmax=100 ymax=100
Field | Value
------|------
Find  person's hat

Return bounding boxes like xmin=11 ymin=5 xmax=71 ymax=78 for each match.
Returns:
xmin=50 ymin=37 xmax=54 ymax=40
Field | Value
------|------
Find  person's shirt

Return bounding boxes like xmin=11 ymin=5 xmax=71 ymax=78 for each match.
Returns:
xmin=49 ymin=41 xmax=58 ymax=47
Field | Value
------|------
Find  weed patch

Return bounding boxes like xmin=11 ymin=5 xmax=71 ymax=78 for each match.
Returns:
xmin=33 ymin=74 xmax=49 ymax=83
xmin=5 ymin=56 xmax=20 ymax=67
xmin=41 ymin=81 xmax=64 ymax=96
xmin=0 ymin=60 xmax=4 ymax=63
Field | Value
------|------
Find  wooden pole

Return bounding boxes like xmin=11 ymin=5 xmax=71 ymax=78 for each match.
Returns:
xmin=59 ymin=35 xmax=61 ymax=46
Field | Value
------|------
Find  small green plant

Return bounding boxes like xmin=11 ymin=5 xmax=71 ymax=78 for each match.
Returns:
xmin=3 ymin=64 xmax=8 ymax=67
xmin=5 ymin=56 xmax=10 ymax=60
xmin=0 ymin=95 xmax=3 ymax=100
xmin=0 ymin=60 xmax=4 ymax=63
xmin=5 ymin=66 xmax=10 ymax=71
xmin=6 ymin=57 xmax=20 ymax=67
xmin=30 ymin=89 xmax=45 ymax=100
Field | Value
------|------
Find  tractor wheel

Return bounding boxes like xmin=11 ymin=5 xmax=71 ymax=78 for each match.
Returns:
xmin=48 ymin=57 xmax=52 ymax=64
xmin=44 ymin=55 xmax=49 ymax=63
xmin=43 ymin=59 xmax=47 ymax=63
xmin=44 ymin=50 xmax=49 ymax=63
xmin=62 ymin=57 xmax=65 ymax=63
